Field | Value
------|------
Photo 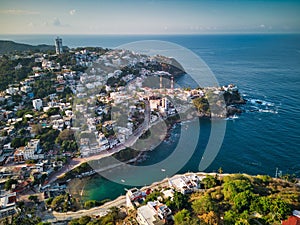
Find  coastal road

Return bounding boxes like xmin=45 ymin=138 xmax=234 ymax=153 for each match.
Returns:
xmin=47 ymin=101 xmax=151 ymax=184
xmin=43 ymin=195 xmax=126 ymax=223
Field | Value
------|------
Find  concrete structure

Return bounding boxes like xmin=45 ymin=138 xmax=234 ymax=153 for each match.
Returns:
xmin=14 ymin=139 xmax=41 ymax=161
xmin=32 ymin=99 xmax=43 ymax=111
xmin=136 ymin=201 xmax=172 ymax=225
xmin=126 ymin=188 xmax=144 ymax=208
xmin=168 ymin=173 xmax=203 ymax=194
xmin=55 ymin=37 xmax=63 ymax=55
xmin=14 ymin=147 xmax=25 ymax=162
xmin=0 ymin=192 xmax=17 ymax=218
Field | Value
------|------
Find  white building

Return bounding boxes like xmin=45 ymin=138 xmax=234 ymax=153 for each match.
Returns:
xmin=168 ymin=173 xmax=203 ymax=194
xmin=14 ymin=139 xmax=42 ymax=161
xmin=32 ymin=99 xmax=43 ymax=110
xmin=136 ymin=201 xmax=172 ymax=225
xmin=0 ymin=192 xmax=17 ymax=218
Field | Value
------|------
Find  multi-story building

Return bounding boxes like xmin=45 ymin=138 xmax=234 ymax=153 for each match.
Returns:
xmin=14 ymin=139 xmax=41 ymax=162
xmin=55 ymin=37 xmax=63 ymax=55
xmin=32 ymin=99 xmax=43 ymax=111
xmin=0 ymin=192 xmax=17 ymax=218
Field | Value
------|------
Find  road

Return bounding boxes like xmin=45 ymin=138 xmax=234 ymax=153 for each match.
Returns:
xmin=47 ymin=101 xmax=151 ymax=184
xmin=43 ymin=195 xmax=126 ymax=223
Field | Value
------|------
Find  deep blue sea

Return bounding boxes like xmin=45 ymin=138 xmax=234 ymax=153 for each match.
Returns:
xmin=2 ymin=34 xmax=299 ymax=201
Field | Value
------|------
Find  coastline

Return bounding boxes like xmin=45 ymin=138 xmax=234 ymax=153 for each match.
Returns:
xmin=46 ymin=171 xmax=223 ymax=223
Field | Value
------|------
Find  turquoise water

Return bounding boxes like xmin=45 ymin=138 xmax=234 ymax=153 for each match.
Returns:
xmin=3 ymin=34 xmax=299 ymax=201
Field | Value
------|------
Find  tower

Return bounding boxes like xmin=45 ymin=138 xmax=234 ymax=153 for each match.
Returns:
xmin=160 ymin=75 xmax=163 ymax=89
xmin=171 ymin=76 xmax=174 ymax=90
xmin=55 ymin=37 xmax=63 ymax=54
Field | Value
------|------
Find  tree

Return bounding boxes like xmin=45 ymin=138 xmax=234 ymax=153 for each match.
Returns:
xmin=32 ymin=124 xmax=42 ymax=135
xmin=174 ymin=209 xmax=192 ymax=225
xmin=144 ymin=190 xmax=163 ymax=203
xmin=192 ymin=194 xmax=217 ymax=215
xmin=271 ymin=197 xmax=292 ymax=221
xmin=173 ymin=191 xmax=190 ymax=210
xmin=28 ymin=195 xmax=39 ymax=203
xmin=11 ymin=137 xmax=26 ymax=148
xmin=199 ymin=211 xmax=220 ymax=225
xmin=51 ymin=195 xmax=65 ymax=211
xmin=56 ymin=129 xmax=75 ymax=144
xmin=78 ymin=215 xmax=91 ymax=225
xmin=218 ymin=167 xmax=223 ymax=174
xmin=223 ymin=179 xmax=253 ymax=200
xmin=84 ymin=200 xmax=96 ymax=209
xmin=224 ymin=210 xmax=238 ymax=225
xmin=4 ymin=178 xmax=18 ymax=191
xmin=202 ymin=175 xmax=218 ymax=189
xmin=233 ymin=190 xmax=255 ymax=212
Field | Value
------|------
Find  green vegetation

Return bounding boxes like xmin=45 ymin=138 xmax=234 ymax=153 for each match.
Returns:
xmin=0 ymin=53 xmax=36 ymax=91
xmin=4 ymin=178 xmax=18 ymax=191
xmin=113 ymin=147 xmax=140 ymax=162
xmin=45 ymin=193 xmax=79 ymax=212
xmin=56 ymin=129 xmax=78 ymax=153
xmin=11 ymin=137 xmax=28 ymax=148
xmin=36 ymin=127 xmax=59 ymax=152
xmin=32 ymin=73 xmax=56 ymax=99
xmin=0 ymin=40 xmax=55 ymax=54
xmin=75 ymin=174 xmax=299 ymax=225
xmin=68 ymin=207 xmax=125 ymax=225
xmin=84 ymin=199 xmax=111 ymax=210
xmin=188 ymin=174 xmax=299 ymax=225
xmin=7 ymin=201 xmax=42 ymax=225
xmin=192 ymin=97 xmax=210 ymax=115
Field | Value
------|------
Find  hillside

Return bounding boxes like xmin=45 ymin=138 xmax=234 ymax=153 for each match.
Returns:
xmin=0 ymin=40 xmax=57 ymax=54
xmin=66 ymin=173 xmax=300 ymax=225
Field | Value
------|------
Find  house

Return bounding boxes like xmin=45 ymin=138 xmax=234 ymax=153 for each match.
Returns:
xmin=282 ymin=210 xmax=300 ymax=225
xmin=136 ymin=201 xmax=172 ymax=225
xmin=14 ymin=147 xmax=25 ymax=162
xmin=168 ymin=173 xmax=203 ymax=194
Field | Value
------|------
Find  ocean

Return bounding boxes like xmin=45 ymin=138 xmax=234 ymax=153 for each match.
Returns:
xmin=2 ymin=34 xmax=299 ymax=201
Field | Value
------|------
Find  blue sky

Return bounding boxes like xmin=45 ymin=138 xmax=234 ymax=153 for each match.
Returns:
xmin=0 ymin=0 xmax=300 ymax=34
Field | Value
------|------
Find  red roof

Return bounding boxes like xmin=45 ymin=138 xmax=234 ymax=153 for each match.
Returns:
xmin=282 ymin=216 xmax=300 ymax=225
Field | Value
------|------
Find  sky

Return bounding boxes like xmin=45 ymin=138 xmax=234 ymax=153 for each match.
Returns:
xmin=0 ymin=0 xmax=300 ymax=35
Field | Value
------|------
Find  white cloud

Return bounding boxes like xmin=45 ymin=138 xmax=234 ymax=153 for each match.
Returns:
xmin=0 ymin=9 xmax=40 ymax=15
xmin=69 ymin=9 xmax=76 ymax=15
xmin=259 ymin=24 xmax=265 ymax=28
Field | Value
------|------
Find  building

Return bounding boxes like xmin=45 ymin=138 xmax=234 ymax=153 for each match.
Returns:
xmin=136 ymin=201 xmax=172 ymax=225
xmin=0 ymin=192 xmax=17 ymax=218
xmin=14 ymin=139 xmax=41 ymax=162
xmin=55 ymin=37 xmax=63 ymax=55
xmin=168 ymin=173 xmax=203 ymax=194
xmin=14 ymin=147 xmax=25 ymax=162
xmin=282 ymin=210 xmax=300 ymax=225
xmin=32 ymin=99 xmax=43 ymax=111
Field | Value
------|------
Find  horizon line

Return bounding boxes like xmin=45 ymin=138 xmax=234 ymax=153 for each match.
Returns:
xmin=1 ymin=32 xmax=300 ymax=36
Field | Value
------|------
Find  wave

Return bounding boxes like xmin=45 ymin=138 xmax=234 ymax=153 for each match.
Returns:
xmin=248 ymin=98 xmax=275 ymax=107
xmin=225 ymin=114 xmax=239 ymax=120
xmin=243 ymin=96 xmax=278 ymax=114
xmin=258 ymin=109 xmax=278 ymax=114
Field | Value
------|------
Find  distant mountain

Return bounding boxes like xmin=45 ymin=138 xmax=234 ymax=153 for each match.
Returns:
xmin=0 ymin=40 xmax=67 ymax=54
